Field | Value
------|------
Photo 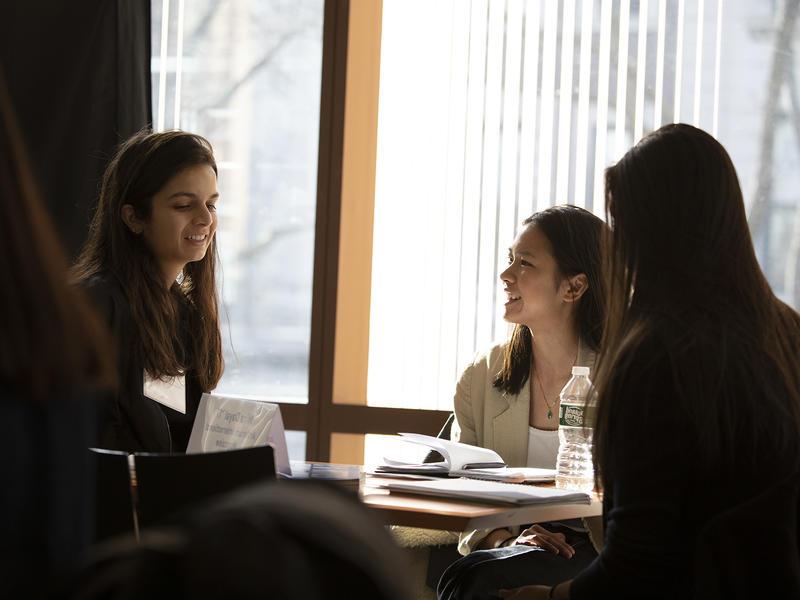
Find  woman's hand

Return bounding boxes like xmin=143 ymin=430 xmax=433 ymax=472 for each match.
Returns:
xmin=478 ymin=528 xmax=516 ymax=550
xmin=497 ymin=585 xmax=552 ymax=599
xmin=511 ymin=524 xmax=575 ymax=557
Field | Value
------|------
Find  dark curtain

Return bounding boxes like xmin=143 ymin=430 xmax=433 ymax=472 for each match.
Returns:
xmin=0 ymin=0 xmax=152 ymax=258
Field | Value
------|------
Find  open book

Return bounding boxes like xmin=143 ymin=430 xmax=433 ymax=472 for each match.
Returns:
xmin=373 ymin=433 xmax=556 ymax=483
xmin=377 ymin=477 xmax=590 ymax=506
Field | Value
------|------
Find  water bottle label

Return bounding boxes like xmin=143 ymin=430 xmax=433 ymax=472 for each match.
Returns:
xmin=559 ymin=403 xmax=596 ymax=427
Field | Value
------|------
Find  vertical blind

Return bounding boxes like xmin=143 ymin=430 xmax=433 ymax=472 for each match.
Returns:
xmin=368 ymin=0 xmax=725 ymax=411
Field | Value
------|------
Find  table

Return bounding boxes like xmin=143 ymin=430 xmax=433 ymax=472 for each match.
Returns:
xmin=360 ymin=475 xmax=602 ymax=531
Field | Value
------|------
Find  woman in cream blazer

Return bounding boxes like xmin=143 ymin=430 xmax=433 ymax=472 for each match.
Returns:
xmin=438 ymin=206 xmax=606 ymax=599
xmin=451 ymin=342 xmax=602 ymax=554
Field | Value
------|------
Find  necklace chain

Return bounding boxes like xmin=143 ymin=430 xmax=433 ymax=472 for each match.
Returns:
xmin=533 ymin=341 xmax=580 ymax=420
xmin=533 ymin=369 xmax=559 ymax=420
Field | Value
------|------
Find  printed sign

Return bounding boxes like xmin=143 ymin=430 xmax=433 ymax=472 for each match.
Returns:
xmin=187 ymin=393 xmax=290 ymax=475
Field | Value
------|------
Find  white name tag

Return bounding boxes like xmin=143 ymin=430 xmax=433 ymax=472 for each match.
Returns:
xmin=143 ymin=374 xmax=186 ymax=414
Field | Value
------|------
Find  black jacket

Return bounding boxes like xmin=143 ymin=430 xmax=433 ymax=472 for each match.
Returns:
xmin=82 ymin=274 xmax=202 ymax=453
xmin=1 ymin=389 xmax=100 ymax=598
xmin=570 ymin=337 xmax=799 ymax=599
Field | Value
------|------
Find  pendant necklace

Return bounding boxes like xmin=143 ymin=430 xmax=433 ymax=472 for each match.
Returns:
xmin=534 ymin=369 xmax=556 ymax=420
xmin=533 ymin=340 xmax=580 ymax=420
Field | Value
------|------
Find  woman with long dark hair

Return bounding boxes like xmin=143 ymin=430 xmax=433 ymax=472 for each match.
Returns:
xmin=73 ymin=129 xmax=224 ymax=453
xmin=0 ymin=70 xmax=114 ymax=596
xmin=438 ymin=205 xmax=607 ymax=599
xmin=500 ymin=125 xmax=800 ymax=599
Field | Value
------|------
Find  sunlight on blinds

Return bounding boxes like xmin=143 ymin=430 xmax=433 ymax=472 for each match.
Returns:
xmin=368 ymin=0 xmax=725 ymax=410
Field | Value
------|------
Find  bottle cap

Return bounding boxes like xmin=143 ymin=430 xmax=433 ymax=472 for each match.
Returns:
xmin=572 ymin=366 xmax=590 ymax=376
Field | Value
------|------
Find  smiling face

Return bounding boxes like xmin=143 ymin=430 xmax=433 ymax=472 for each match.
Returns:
xmin=124 ymin=163 xmax=219 ymax=285
xmin=500 ymin=224 xmax=573 ymax=331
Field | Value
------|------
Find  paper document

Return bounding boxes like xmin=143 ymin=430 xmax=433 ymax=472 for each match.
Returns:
xmin=186 ymin=393 xmax=291 ymax=476
xmin=449 ymin=467 xmax=557 ymax=483
xmin=378 ymin=477 xmax=590 ymax=506
xmin=290 ymin=462 xmax=361 ymax=481
xmin=366 ymin=471 xmax=440 ymax=481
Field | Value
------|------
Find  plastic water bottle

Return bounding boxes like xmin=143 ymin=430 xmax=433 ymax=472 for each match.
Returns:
xmin=555 ymin=366 xmax=596 ymax=492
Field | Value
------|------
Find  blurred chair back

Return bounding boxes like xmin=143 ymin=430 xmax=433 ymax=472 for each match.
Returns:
xmin=89 ymin=448 xmax=136 ymax=542
xmin=133 ymin=445 xmax=276 ymax=531
xmin=693 ymin=471 xmax=800 ymax=599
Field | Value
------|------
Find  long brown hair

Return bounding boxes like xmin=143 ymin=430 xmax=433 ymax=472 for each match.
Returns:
xmin=594 ymin=124 xmax=800 ymax=476
xmin=0 ymin=70 xmax=114 ymax=399
xmin=494 ymin=205 xmax=607 ymax=395
xmin=72 ymin=130 xmax=223 ymax=391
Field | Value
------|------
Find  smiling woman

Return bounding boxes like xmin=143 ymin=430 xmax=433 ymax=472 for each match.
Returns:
xmin=72 ymin=130 xmax=224 ymax=453
xmin=438 ymin=206 xmax=607 ymax=599
xmin=121 ymin=163 xmax=219 ymax=288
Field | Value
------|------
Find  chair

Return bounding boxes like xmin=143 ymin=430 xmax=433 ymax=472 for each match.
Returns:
xmin=693 ymin=472 xmax=800 ymax=599
xmin=88 ymin=448 xmax=136 ymax=542
xmin=133 ymin=445 xmax=276 ymax=531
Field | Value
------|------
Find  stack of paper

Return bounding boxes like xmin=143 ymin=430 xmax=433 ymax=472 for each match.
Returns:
xmin=450 ymin=467 xmax=556 ymax=483
xmin=377 ymin=477 xmax=590 ymax=506
xmin=289 ymin=461 xmax=361 ymax=493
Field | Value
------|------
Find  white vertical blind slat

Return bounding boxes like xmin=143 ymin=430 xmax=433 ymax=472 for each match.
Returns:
xmin=556 ymin=0 xmax=577 ymax=206
xmin=592 ymin=0 xmax=614 ymax=215
xmin=156 ymin=0 xmax=171 ymax=131
xmin=674 ymin=0 xmax=686 ymax=123
xmin=517 ymin=0 xmax=542 ymax=231
xmin=693 ymin=0 xmax=705 ymax=125
xmin=573 ymin=0 xmax=594 ymax=209
xmin=634 ymin=0 xmax=649 ymax=143
xmin=173 ymin=0 xmax=185 ymax=129
xmin=654 ymin=0 xmax=667 ymax=127
xmin=536 ymin=1 xmax=559 ymax=210
xmin=712 ymin=0 xmax=724 ymax=136
xmin=615 ymin=0 xmax=631 ymax=159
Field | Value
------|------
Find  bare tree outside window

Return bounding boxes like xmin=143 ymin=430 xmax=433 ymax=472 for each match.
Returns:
xmin=151 ymin=0 xmax=323 ymax=407
xmin=747 ymin=0 xmax=800 ymax=306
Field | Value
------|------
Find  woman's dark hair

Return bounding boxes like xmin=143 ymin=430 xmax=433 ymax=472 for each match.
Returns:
xmin=593 ymin=123 xmax=800 ymax=475
xmin=72 ymin=130 xmax=223 ymax=391
xmin=0 ymin=71 xmax=114 ymax=398
xmin=71 ymin=482 xmax=413 ymax=600
xmin=494 ymin=205 xmax=607 ymax=395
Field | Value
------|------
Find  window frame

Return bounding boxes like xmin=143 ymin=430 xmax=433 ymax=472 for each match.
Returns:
xmin=279 ymin=0 xmax=450 ymax=462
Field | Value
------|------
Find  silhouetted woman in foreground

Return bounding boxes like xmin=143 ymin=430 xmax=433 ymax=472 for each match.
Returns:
xmin=500 ymin=124 xmax=800 ymax=599
xmin=0 ymin=70 xmax=114 ymax=598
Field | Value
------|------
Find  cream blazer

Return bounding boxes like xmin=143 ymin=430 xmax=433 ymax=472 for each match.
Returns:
xmin=451 ymin=341 xmax=603 ymax=555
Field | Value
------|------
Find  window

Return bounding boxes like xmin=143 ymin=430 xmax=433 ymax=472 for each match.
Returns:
xmin=151 ymin=0 xmax=324 ymax=460
xmin=149 ymin=0 xmax=800 ymax=464
xmin=360 ymin=0 xmax=800 ymax=462
xmin=368 ymin=0 xmax=731 ymax=413
xmin=151 ymin=0 xmax=323 ymax=403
